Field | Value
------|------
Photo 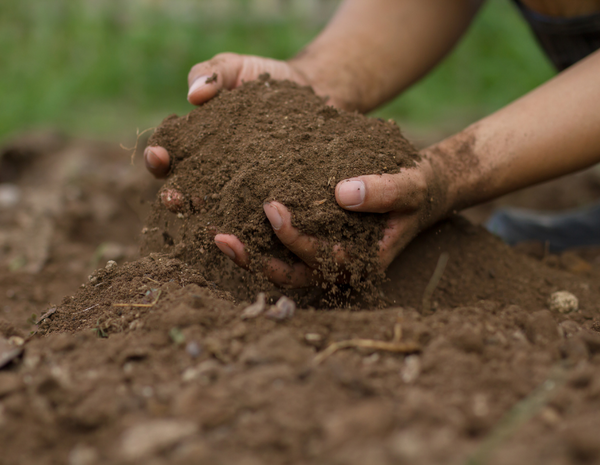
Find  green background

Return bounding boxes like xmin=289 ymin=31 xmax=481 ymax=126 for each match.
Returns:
xmin=0 ymin=0 xmax=555 ymax=144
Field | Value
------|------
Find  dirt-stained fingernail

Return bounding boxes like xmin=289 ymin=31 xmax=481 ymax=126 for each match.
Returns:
xmin=188 ymin=75 xmax=214 ymax=100
xmin=337 ymin=179 xmax=365 ymax=207
xmin=145 ymin=148 xmax=160 ymax=169
xmin=263 ymin=202 xmax=283 ymax=230
xmin=215 ymin=240 xmax=236 ymax=260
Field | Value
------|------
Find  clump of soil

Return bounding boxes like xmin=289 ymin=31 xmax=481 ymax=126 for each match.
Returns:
xmin=144 ymin=75 xmax=419 ymax=298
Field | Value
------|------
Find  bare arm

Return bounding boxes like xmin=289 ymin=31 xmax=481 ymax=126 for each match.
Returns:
xmin=430 ymin=48 xmax=600 ymax=214
xmin=290 ymin=0 xmax=483 ymax=111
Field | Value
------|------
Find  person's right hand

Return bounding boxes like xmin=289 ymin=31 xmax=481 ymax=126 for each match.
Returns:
xmin=144 ymin=53 xmax=313 ymax=178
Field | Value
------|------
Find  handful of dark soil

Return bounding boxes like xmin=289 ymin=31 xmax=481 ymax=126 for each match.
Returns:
xmin=145 ymin=75 xmax=419 ymax=295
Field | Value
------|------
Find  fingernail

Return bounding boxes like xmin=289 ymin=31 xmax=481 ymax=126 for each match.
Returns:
xmin=337 ymin=180 xmax=365 ymax=207
xmin=263 ymin=202 xmax=283 ymax=230
xmin=187 ymin=75 xmax=213 ymax=100
xmin=145 ymin=148 xmax=159 ymax=169
xmin=215 ymin=241 xmax=236 ymax=260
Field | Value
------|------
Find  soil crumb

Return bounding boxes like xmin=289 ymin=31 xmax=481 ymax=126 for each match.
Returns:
xmin=144 ymin=75 xmax=419 ymax=302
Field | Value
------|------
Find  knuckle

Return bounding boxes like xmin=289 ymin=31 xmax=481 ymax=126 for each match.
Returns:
xmin=376 ymin=175 xmax=402 ymax=211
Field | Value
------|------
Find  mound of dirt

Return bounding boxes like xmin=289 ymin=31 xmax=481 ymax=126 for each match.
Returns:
xmin=2 ymin=133 xmax=600 ymax=465
xmin=144 ymin=75 xmax=419 ymax=296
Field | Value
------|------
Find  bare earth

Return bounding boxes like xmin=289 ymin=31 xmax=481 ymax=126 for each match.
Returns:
xmin=1 ymin=126 xmax=600 ymax=465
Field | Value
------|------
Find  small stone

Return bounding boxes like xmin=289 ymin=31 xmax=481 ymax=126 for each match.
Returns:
xmin=0 ymin=184 xmax=20 ymax=208
xmin=160 ymin=188 xmax=185 ymax=213
xmin=182 ymin=360 xmax=221 ymax=383
xmin=119 ymin=420 xmax=198 ymax=461
xmin=105 ymin=260 xmax=117 ymax=272
xmin=240 ymin=293 xmax=267 ymax=320
xmin=185 ymin=341 xmax=202 ymax=358
xmin=548 ymin=291 xmax=578 ymax=314
xmin=304 ymin=333 xmax=323 ymax=345
xmin=7 ymin=336 xmax=24 ymax=347
xmin=266 ymin=296 xmax=296 ymax=321
xmin=401 ymin=355 xmax=421 ymax=383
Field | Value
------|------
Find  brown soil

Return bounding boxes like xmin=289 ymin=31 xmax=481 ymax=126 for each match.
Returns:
xmin=144 ymin=75 xmax=419 ymax=299
xmin=1 ymin=124 xmax=600 ymax=465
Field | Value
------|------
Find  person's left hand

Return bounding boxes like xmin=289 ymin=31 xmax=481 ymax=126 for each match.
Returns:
xmin=212 ymin=157 xmax=446 ymax=287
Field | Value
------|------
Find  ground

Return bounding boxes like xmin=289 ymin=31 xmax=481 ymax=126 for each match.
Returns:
xmin=1 ymin=132 xmax=600 ymax=465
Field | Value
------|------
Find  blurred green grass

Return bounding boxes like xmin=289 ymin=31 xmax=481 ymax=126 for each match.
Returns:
xmin=0 ymin=0 xmax=555 ymax=143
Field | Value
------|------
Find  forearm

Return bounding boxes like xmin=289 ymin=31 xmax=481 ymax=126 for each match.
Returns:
xmin=428 ymin=49 xmax=600 ymax=214
xmin=289 ymin=0 xmax=483 ymax=112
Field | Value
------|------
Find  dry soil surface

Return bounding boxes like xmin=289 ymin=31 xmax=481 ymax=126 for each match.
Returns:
xmin=1 ymin=124 xmax=600 ymax=465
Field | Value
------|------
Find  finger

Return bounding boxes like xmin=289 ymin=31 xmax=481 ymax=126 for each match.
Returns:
xmin=263 ymin=201 xmax=337 ymax=269
xmin=144 ymin=146 xmax=171 ymax=178
xmin=335 ymin=170 xmax=426 ymax=214
xmin=187 ymin=53 xmax=244 ymax=105
xmin=214 ymin=233 xmax=314 ymax=287
xmin=214 ymin=233 xmax=251 ymax=269
xmin=262 ymin=259 xmax=315 ymax=288
xmin=377 ymin=213 xmax=420 ymax=269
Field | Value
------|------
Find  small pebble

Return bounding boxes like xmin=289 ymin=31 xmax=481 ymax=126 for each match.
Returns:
xmin=401 ymin=355 xmax=421 ymax=383
xmin=266 ymin=296 xmax=296 ymax=321
xmin=0 ymin=184 xmax=20 ymax=208
xmin=160 ymin=188 xmax=185 ymax=213
xmin=8 ymin=336 xmax=24 ymax=347
xmin=105 ymin=260 xmax=117 ymax=272
xmin=185 ymin=341 xmax=202 ymax=358
xmin=304 ymin=333 xmax=323 ymax=344
xmin=548 ymin=291 xmax=579 ymax=314
xmin=240 ymin=293 xmax=267 ymax=320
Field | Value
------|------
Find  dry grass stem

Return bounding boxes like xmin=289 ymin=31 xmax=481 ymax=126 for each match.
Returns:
xmin=112 ymin=290 xmax=162 ymax=308
xmin=313 ymin=338 xmax=419 ymax=366
xmin=422 ymin=252 xmax=449 ymax=313
xmin=120 ymin=127 xmax=156 ymax=165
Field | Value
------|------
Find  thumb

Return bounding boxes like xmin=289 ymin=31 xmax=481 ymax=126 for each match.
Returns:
xmin=187 ymin=52 xmax=245 ymax=105
xmin=335 ymin=171 xmax=426 ymax=214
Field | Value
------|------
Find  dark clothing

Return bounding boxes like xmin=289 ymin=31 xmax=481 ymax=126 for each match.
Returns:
xmin=514 ymin=0 xmax=600 ymax=70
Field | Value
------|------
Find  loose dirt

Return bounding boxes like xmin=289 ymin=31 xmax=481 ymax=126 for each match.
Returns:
xmin=143 ymin=75 xmax=419 ymax=301
xmin=1 ymin=121 xmax=600 ymax=464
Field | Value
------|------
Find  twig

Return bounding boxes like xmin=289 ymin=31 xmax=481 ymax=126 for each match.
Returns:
xmin=120 ymin=127 xmax=156 ymax=165
xmin=112 ymin=290 xmax=162 ymax=308
xmin=35 ymin=307 xmax=56 ymax=324
xmin=144 ymin=276 xmax=161 ymax=285
xmin=313 ymin=338 xmax=419 ymax=366
xmin=74 ymin=303 xmax=100 ymax=315
xmin=422 ymin=252 xmax=449 ymax=313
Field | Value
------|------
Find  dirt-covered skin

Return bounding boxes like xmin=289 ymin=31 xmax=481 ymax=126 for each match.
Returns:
xmin=2 ymin=135 xmax=600 ymax=465
xmin=143 ymin=75 xmax=420 ymax=299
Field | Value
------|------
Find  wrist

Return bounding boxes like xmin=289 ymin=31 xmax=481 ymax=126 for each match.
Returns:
xmin=416 ymin=153 xmax=453 ymax=229
xmin=420 ymin=125 xmax=485 ymax=217
xmin=287 ymin=52 xmax=366 ymax=111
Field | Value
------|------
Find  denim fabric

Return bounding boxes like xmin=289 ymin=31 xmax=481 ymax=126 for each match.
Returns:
xmin=486 ymin=203 xmax=600 ymax=252
xmin=514 ymin=0 xmax=600 ymax=70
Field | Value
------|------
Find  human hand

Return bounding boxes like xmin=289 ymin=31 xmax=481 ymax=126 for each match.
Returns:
xmin=212 ymin=158 xmax=447 ymax=287
xmin=144 ymin=53 xmax=313 ymax=178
